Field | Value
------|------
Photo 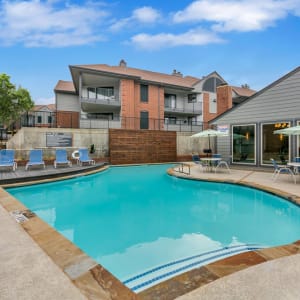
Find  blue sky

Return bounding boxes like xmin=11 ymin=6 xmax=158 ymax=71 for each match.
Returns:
xmin=1 ymin=0 xmax=300 ymax=104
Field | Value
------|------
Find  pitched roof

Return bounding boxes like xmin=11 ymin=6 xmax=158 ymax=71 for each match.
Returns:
xmin=54 ymin=80 xmax=76 ymax=93
xmin=73 ymin=64 xmax=201 ymax=89
xmin=231 ymin=86 xmax=256 ymax=97
xmin=210 ymin=65 xmax=300 ymax=124
xmin=32 ymin=104 xmax=56 ymax=112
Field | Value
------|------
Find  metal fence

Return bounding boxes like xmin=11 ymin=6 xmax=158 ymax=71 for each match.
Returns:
xmin=3 ymin=111 xmax=205 ymax=135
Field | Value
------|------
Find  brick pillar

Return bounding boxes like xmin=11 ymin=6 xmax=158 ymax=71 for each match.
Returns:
xmin=216 ymin=85 xmax=232 ymax=114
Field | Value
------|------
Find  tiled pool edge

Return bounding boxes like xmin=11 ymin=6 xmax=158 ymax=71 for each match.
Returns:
xmin=135 ymin=167 xmax=300 ymax=300
xmin=0 ymin=167 xmax=139 ymax=300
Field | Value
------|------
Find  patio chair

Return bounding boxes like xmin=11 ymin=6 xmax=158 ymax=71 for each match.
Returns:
xmin=26 ymin=149 xmax=45 ymax=170
xmin=78 ymin=148 xmax=95 ymax=166
xmin=270 ymin=158 xmax=296 ymax=184
xmin=54 ymin=149 xmax=72 ymax=168
xmin=192 ymin=154 xmax=209 ymax=172
xmin=292 ymin=157 xmax=300 ymax=174
xmin=213 ymin=154 xmax=231 ymax=173
xmin=0 ymin=149 xmax=17 ymax=171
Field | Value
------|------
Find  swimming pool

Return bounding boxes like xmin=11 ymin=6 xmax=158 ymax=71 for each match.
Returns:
xmin=7 ymin=164 xmax=300 ymax=292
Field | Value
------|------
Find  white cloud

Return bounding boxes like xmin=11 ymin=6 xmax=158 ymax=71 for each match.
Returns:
xmin=0 ymin=1 xmax=108 ymax=47
xmin=132 ymin=6 xmax=161 ymax=23
xmin=173 ymin=0 xmax=300 ymax=32
xmin=131 ymin=28 xmax=223 ymax=50
xmin=110 ymin=6 xmax=161 ymax=31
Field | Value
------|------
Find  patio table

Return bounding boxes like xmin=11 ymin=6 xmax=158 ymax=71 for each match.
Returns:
xmin=200 ymin=157 xmax=221 ymax=172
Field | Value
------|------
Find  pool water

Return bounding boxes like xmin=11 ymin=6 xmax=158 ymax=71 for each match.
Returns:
xmin=7 ymin=164 xmax=300 ymax=291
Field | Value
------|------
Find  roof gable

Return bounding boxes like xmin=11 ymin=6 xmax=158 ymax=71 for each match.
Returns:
xmin=71 ymin=64 xmax=201 ymax=89
xmin=210 ymin=66 xmax=300 ymax=124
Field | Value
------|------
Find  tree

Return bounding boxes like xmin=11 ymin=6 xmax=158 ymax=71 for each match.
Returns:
xmin=0 ymin=73 xmax=34 ymax=127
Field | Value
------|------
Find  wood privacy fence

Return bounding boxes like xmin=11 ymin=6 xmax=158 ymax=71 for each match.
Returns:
xmin=109 ymin=129 xmax=177 ymax=164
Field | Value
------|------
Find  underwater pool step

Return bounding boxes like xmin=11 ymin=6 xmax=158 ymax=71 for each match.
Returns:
xmin=123 ymin=244 xmax=265 ymax=292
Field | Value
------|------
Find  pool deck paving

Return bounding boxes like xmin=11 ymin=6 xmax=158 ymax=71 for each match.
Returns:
xmin=1 ymin=163 xmax=300 ymax=299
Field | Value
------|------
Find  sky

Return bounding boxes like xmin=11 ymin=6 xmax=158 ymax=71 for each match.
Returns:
xmin=1 ymin=0 xmax=300 ymax=105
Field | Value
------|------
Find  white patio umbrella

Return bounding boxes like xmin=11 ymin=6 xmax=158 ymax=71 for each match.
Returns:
xmin=273 ymin=125 xmax=300 ymax=135
xmin=191 ymin=129 xmax=228 ymax=150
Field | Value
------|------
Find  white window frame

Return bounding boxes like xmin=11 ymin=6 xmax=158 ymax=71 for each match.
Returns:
xmin=260 ymin=121 xmax=291 ymax=166
xmin=231 ymin=123 xmax=256 ymax=165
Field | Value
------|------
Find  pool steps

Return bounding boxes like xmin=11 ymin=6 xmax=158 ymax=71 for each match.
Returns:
xmin=123 ymin=243 xmax=265 ymax=292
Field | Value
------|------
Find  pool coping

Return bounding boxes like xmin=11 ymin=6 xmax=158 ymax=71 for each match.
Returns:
xmin=0 ymin=165 xmax=300 ymax=300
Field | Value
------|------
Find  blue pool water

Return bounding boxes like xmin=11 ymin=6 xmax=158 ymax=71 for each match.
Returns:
xmin=6 ymin=164 xmax=300 ymax=291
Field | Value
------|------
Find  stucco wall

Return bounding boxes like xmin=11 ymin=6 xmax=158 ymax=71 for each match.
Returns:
xmin=6 ymin=128 xmax=215 ymax=162
xmin=177 ymin=132 xmax=215 ymax=157
xmin=7 ymin=127 xmax=109 ymax=160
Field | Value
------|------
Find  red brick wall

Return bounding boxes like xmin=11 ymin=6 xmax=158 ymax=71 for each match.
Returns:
xmin=109 ymin=129 xmax=176 ymax=164
xmin=217 ymin=85 xmax=232 ymax=114
xmin=203 ymin=86 xmax=233 ymax=127
xmin=121 ymin=79 xmax=136 ymax=129
xmin=120 ymin=80 xmax=164 ymax=130
xmin=56 ymin=111 xmax=79 ymax=128
xmin=202 ymin=93 xmax=212 ymax=129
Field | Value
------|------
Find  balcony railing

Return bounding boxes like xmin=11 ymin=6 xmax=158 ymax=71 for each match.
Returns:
xmin=6 ymin=111 xmax=205 ymax=133
xmin=164 ymin=106 xmax=202 ymax=114
xmin=81 ymin=96 xmax=120 ymax=106
xmin=80 ymin=117 xmax=204 ymax=132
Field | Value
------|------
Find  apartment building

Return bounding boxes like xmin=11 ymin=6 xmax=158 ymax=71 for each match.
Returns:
xmin=54 ymin=60 xmax=254 ymax=131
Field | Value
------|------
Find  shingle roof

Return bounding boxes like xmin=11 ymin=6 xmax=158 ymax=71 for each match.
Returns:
xmin=231 ymin=86 xmax=256 ymax=97
xmin=75 ymin=64 xmax=201 ymax=88
xmin=54 ymin=80 xmax=76 ymax=93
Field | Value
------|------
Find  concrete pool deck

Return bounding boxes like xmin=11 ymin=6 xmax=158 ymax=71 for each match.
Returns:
xmin=1 ymin=164 xmax=300 ymax=299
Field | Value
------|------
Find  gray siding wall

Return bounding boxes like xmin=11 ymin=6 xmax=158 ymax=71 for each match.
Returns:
xmin=56 ymin=92 xmax=80 ymax=112
xmin=212 ymin=68 xmax=300 ymax=164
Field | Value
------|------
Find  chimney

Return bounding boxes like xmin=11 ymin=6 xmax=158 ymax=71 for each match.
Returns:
xmin=119 ymin=59 xmax=127 ymax=67
xmin=172 ymin=69 xmax=183 ymax=77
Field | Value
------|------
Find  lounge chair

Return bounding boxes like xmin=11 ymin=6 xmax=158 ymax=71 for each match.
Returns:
xmin=78 ymin=148 xmax=95 ymax=166
xmin=54 ymin=149 xmax=72 ymax=168
xmin=26 ymin=149 xmax=45 ymax=170
xmin=0 ymin=149 xmax=17 ymax=171
xmin=270 ymin=158 xmax=296 ymax=184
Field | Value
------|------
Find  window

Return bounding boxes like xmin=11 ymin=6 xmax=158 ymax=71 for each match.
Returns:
xmin=203 ymin=77 xmax=224 ymax=93
xmin=232 ymin=125 xmax=255 ymax=164
xmin=96 ymin=87 xmax=114 ymax=98
xmin=140 ymin=85 xmax=148 ymax=102
xmin=188 ymin=94 xmax=197 ymax=103
xmin=140 ymin=111 xmax=149 ymax=129
xmin=164 ymin=117 xmax=176 ymax=125
xmin=261 ymin=122 xmax=290 ymax=165
xmin=87 ymin=87 xmax=96 ymax=98
xmin=48 ymin=116 xmax=52 ymax=123
xmin=164 ymin=94 xmax=176 ymax=108
xmin=37 ymin=116 xmax=42 ymax=124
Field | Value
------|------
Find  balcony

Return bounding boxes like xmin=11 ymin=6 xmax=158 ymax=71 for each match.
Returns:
xmin=164 ymin=105 xmax=202 ymax=115
xmin=81 ymin=87 xmax=120 ymax=107
xmin=81 ymin=95 xmax=120 ymax=107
